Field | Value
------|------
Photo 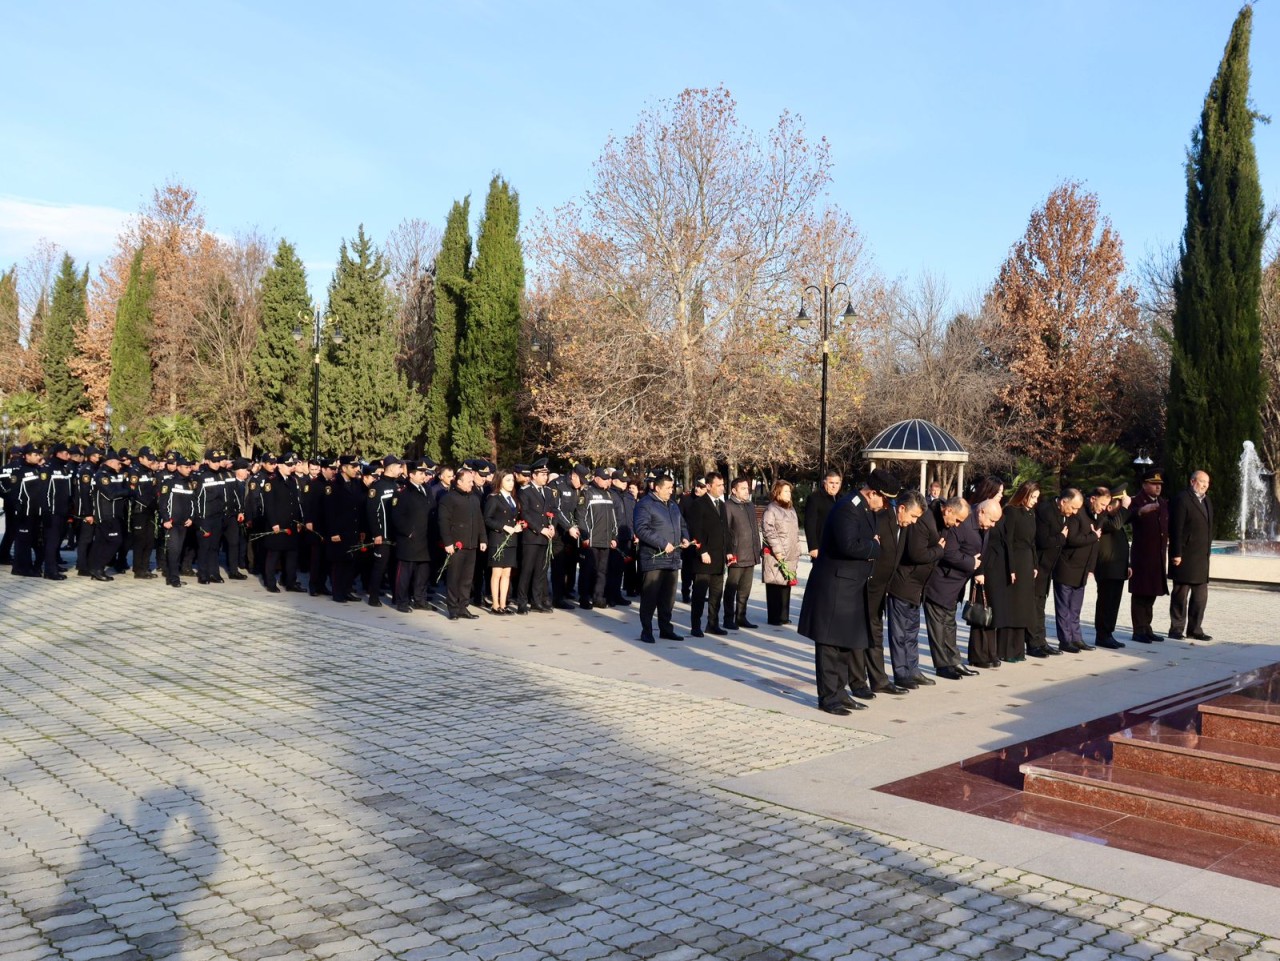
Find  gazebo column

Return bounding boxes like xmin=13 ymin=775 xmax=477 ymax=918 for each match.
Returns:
xmin=957 ymin=463 xmax=965 ymax=494
xmin=920 ymin=461 xmax=927 ymax=494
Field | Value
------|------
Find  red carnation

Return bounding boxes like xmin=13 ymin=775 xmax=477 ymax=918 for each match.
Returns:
xmin=582 ymin=539 xmax=590 ymax=548
xmin=762 ymin=546 xmax=772 ymax=556
xmin=789 ymin=578 xmax=798 ymax=587
xmin=727 ymin=554 xmax=737 ymax=563
xmin=285 ymin=529 xmax=292 ymax=536
xmin=545 ymin=512 xmax=555 ymax=519
xmin=454 ymin=541 xmax=463 ymax=549
xmin=518 ymin=519 xmax=528 ymax=529
xmin=690 ymin=539 xmax=701 ymax=549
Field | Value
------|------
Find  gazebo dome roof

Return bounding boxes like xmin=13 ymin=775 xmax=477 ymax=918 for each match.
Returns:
xmin=861 ymin=419 xmax=968 ymax=463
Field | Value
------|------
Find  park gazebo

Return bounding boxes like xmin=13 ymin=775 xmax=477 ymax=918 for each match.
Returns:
xmin=861 ymin=419 xmax=970 ymax=495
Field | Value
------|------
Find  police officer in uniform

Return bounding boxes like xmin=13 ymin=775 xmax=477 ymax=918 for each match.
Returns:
xmin=392 ymin=460 xmax=434 ymax=612
xmin=576 ymin=467 xmax=619 ymax=609
xmin=73 ymin=446 xmax=102 ymax=576
xmin=10 ymin=445 xmax=48 ymax=577
xmin=550 ymin=464 xmax=587 ymax=607
xmin=88 ymin=450 xmax=132 ymax=581
xmin=516 ymin=459 xmax=557 ymax=613
xmin=321 ymin=455 xmax=364 ymax=602
xmin=158 ymin=455 xmax=199 ymax=587
xmin=223 ymin=455 xmax=249 ymax=579
xmin=127 ymin=447 xmax=160 ymax=578
xmin=194 ymin=450 xmax=227 ymax=583
xmin=364 ymin=455 xmax=402 ymax=606
xmin=42 ymin=443 xmax=74 ymax=579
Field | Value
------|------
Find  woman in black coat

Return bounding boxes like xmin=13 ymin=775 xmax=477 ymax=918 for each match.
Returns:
xmin=988 ymin=481 xmax=1039 ymax=663
xmin=484 ymin=470 xmax=522 ymax=614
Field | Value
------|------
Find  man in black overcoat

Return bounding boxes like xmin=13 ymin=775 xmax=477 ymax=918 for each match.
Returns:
xmin=1031 ymin=491 xmax=1073 ymax=655
xmin=1128 ymin=467 xmax=1169 ymax=643
xmin=1052 ymin=489 xmax=1098 ymax=653
xmin=798 ymin=468 xmax=897 ymax=715
xmin=1168 ymin=470 xmax=1214 ymax=641
xmin=1088 ymin=486 xmax=1132 ymax=648
xmin=516 ymin=459 xmax=558 ymax=613
xmin=804 ymin=470 xmax=842 ymax=560
xmin=438 ymin=465 xmax=487 ymax=620
xmin=888 ymin=496 xmax=967 ymax=684
xmin=852 ymin=490 xmax=924 ymax=697
xmin=321 ymin=455 xmax=365 ymax=603
xmin=393 ymin=461 xmax=434 ymax=612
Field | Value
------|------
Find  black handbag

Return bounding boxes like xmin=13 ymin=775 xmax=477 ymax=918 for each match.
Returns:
xmin=963 ymin=582 xmax=994 ymax=628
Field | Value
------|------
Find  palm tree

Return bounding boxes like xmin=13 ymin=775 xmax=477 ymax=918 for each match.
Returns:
xmin=138 ymin=414 xmax=203 ymax=460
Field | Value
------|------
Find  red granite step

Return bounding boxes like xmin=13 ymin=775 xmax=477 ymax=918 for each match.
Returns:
xmin=1109 ymin=727 xmax=1280 ymax=798
xmin=1200 ymin=696 xmax=1280 ymax=749
xmin=1021 ymin=751 xmax=1280 ymax=846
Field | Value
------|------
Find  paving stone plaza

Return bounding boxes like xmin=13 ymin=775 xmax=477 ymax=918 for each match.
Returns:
xmin=3 ymin=563 xmax=1280 ymax=961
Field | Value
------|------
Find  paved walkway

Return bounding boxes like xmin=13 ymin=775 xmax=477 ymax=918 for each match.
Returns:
xmin=2 ymin=563 xmax=1280 ymax=960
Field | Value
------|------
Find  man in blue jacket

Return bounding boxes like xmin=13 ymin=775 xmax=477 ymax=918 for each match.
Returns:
xmin=633 ymin=471 xmax=690 ymax=644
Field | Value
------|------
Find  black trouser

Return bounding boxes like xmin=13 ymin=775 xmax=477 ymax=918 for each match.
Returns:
xmin=924 ymin=598 xmax=961 ymax=670
xmin=131 ymin=507 xmax=156 ymax=574
xmin=579 ymin=545 xmax=610 ymax=604
xmin=265 ymin=548 xmax=298 ymax=589
xmin=367 ymin=544 xmax=392 ymax=599
xmin=852 ymin=587 xmax=891 ymax=689
xmin=197 ymin=515 xmax=223 ymax=579
xmin=164 ymin=524 xmax=188 ymax=581
xmin=11 ymin=516 xmax=41 ymax=574
xmin=623 ymin=545 xmax=641 ymax=596
xmin=680 ymin=547 xmax=695 ymax=600
xmin=395 ymin=559 xmax=431 ymax=607
xmin=76 ymin=521 xmax=95 ymax=573
xmin=1131 ymin=593 xmax=1157 ymax=634
xmin=639 ymin=568 xmax=678 ymax=635
xmin=551 ymin=536 xmax=578 ymax=603
xmin=1030 ymin=577 xmax=1052 ymax=649
xmin=606 ymin=546 xmax=625 ymax=603
xmin=766 ymin=583 xmax=791 ymax=624
xmin=517 ymin=540 xmax=550 ymax=608
xmin=42 ymin=514 xmax=67 ymax=576
xmin=815 ymin=643 xmax=855 ymax=709
xmin=970 ymin=626 xmax=999 ymax=665
xmin=471 ymin=546 xmax=488 ymax=605
xmin=691 ymin=571 xmax=725 ymax=630
xmin=0 ymin=519 xmax=14 ymax=563
xmin=307 ymin=539 xmax=328 ymax=593
xmin=1170 ymin=582 xmax=1208 ymax=635
xmin=328 ymin=544 xmax=355 ymax=600
xmin=89 ymin=520 xmax=124 ymax=573
xmin=446 ymin=548 xmax=477 ymax=615
xmin=1094 ymin=577 xmax=1125 ymax=639
xmin=723 ymin=566 xmax=753 ymax=626
xmin=180 ymin=527 xmax=197 ymax=574
xmin=221 ymin=513 xmax=242 ymax=573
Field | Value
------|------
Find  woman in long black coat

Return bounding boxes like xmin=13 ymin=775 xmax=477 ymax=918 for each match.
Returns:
xmin=483 ymin=470 xmax=522 ymax=614
xmin=988 ymin=481 xmax=1039 ymax=662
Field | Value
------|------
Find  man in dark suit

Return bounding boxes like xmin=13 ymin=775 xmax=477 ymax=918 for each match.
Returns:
xmin=798 ymin=469 xmax=897 ymax=715
xmin=1052 ymin=489 xmax=1099 ymax=653
xmin=804 ymin=469 xmax=842 ymax=560
xmin=853 ymin=490 xmax=925 ymax=697
xmin=686 ymin=471 xmax=730 ymax=637
xmin=1168 ymin=470 xmax=1214 ymax=641
xmin=1030 ymin=491 xmax=1073 ymax=655
xmin=439 ymin=464 xmax=487 ymax=620
xmin=923 ymin=497 xmax=984 ymax=679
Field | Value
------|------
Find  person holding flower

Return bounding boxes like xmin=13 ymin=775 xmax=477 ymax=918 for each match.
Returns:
xmin=439 ymin=464 xmax=487 ymax=620
xmin=761 ymin=480 xmax=801 ymax=626
xmin=483 ymin=470 xmax=522 ymax=615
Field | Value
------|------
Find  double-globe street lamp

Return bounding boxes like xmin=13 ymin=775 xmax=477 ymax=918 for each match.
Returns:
xmin=797 ymin=284 xmax=856 ymax=478
xmin=292 ymin=308 xmax=344 ymax=459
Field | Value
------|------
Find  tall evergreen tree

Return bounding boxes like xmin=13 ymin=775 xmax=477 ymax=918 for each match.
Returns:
xmin=1167 ymin=5 xmax=1265 ymax=536
xmin=0 ymin=268 xmax=18 ymax=348
xmin=452 ymin=177 xmax=525 ymax=462
xmin=108 ymin=249 xmax=155 ymax=436
xmin=41 ymin=253 xmax=90 ymax=426
xmin=249 ymin=240 xmax=313 ymax=453
xmin=423 ymin=198 xmax=471 ymax=462
xmin=321 ymin=226 xmax=424 ymax=454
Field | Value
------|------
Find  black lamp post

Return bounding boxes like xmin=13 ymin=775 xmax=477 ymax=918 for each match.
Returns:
xmin=1 ymin=413 xmax=11 ymax=461
xmin=292 ymin=308 xmax=344 ymax=458
xmin=104 ymin=402 xmax=113 ymax=448
xmin=797 ymin=284 xmax=856 ymax=478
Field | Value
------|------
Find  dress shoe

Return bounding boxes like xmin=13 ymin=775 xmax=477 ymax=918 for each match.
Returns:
xmin=723 ymin=620 xmax=738 ymax=631
xmin=1058 ymin=643 xmax=1079 ymax=654
xmin=1167 ymin=630 xmax=1185 ymax=640
xmin=895 ymin=676 xmax=919 ymax=690
xmin=1132 ymin=633 xmax=1153 ymax=644
xmin=707 ymin=626 xmax=728 ymax=636
xmin=689 ymin=628 xmax=705 ymax=638
xmin=738 ymin=619 xmax=759 ymax=629
xmin=1026 ymin=646 xmax=1047 ymax=658
xmin=228 ymin=571 xmax=247 ymax=580
xmin=198 ymin=577 xmax=209 ymax=585
xmin=180 ymin=568 xmax=195 ymax=577
xmin=910 ymin=673 xmax=936 ymax=687
xmin=533 ymin=605 xmax=554 ymax=614
xmin=460 ymin=610 xmax=479 ymax=619
xmin=265 ymin=583 xmax=280 ymax=593
xmin=134 ymin=571 xmax=158 ymax=579
xmin=781 ymin=618 xmax=792 ymax=625
xmin=612 ymin=598 xmax=632 ymax=607
xmin=579 ymin=601 xmax=594 ymax=610
xmin=849 ymin=687 xmax=876 ymax=700
xmin=819 ymin=703 xmax=851 ymax=716
xmin=659 ymin=630 xmax=684 ymax=641
xmin=640 ymin=633 xmax=656 ymax=644
xmin=76 ymin=570 xmax=92 ymax=577
xmin=332 ymin=595 xmax=348 ymax=603
xmin=168 ymin=578 xmax=183 ymax=588
xmin=446 ymin=612 xmax=458 ymax=620
xmin=873 ymin=683 xmax=909 ymax=695
xmin=1189 ymin=632 xmax=1213 ymax=641
xmin=1076 ymin=641 xmax=1095 ymax=651
xmin=396 ymin=603 xmax=413 ymax=613
xmin=554 ymin=601 xmax=575 ymax=610
xmin=1096 ymin=636 xmax=1124 ymax=649
xmin=285 ymin=585 xmax=306 ymax=593
xmin=957 ymin=665 xmax=979 ymax=676
xmin=368 ymin=597 xmax=383 ymax=607
xmin=936 ymin=666 xmax=965 ymax=680
xmin=43 ymin=573 xmax=67 ymax=580
xmin=516 ymin=605 xmax=529 ymax=615
xmin=90 ymin=572 xmax=114 ymax=582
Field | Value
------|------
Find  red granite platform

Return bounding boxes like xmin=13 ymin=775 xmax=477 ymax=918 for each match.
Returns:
xmin=875 ymin=662 xmax=1280 ymax=887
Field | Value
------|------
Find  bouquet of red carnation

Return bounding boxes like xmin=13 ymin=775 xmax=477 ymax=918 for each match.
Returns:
xmin=727 ymin=554 xmax=737 ymax=564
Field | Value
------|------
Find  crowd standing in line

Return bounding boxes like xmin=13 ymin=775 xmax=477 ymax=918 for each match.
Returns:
xmin=1 ymin=444 xmax=1216 ymax=715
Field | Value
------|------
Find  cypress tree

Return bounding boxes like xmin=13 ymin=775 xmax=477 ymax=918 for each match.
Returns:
xmin=42 ymin=253 xmax=90 ymax=426
xmin=0 ymin=267 xmax=18 ymax=349
xmin=321 ymin=226 xmax=424 ymax=454
xmin=250 ymin=240 xmax=313 ymax=453
xmin=423 ymin=198 xmax=471 ymax=462
xmin=1167 ymin=5 xmax=1264 ymax=536
xmin=452 ymin=176 xmax=525 ymax=462
xmin=108 ymin=249 xmax=155 ymax=435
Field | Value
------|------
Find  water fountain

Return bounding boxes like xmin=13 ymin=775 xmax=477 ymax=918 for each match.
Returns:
xmin=1211 ymin=440 xmax=1280 ymax=583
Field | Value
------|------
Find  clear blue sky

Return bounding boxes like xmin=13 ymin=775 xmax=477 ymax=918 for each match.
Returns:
xmin=2 ymin=0 xmax=1276 ymax=304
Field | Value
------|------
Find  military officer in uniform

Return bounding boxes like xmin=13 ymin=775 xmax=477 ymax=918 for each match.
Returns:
xmin=392 ymin=460 xmax=434 ymax=612
xmin=321 ymin=455 xmax=364 ymax=602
